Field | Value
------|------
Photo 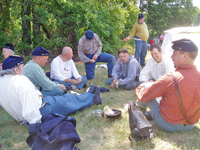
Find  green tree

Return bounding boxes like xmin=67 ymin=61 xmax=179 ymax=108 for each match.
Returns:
xmin=140 ymin=0 xmax=199 ymax=37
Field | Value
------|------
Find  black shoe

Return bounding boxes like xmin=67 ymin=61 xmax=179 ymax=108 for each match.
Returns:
xmin=83 ymin=83 xmax=87 ymax=88
xmin=88 ymin=85 xmax=102 ymax=105
xmin=108 ymin=74 xmax=112 ymax=78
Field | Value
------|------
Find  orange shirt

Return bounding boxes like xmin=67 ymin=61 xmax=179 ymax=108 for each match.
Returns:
xmin=136 ymin=65 xmax=200 ymax=125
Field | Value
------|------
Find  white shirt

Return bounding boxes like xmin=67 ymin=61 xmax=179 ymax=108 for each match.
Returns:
xmin=139 ymin=55 xmax=175 ymax=82
xmin=50 ymin=56 xmax=81 ymax=80
xmin=0 ymin=75 xmax=42 ymax=124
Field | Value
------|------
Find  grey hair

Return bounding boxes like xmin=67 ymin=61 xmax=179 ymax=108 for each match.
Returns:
xmin=5 ymin=48 xmax=15 ymax=55
xmin=0 ymin=66 xmax=19 ymax=76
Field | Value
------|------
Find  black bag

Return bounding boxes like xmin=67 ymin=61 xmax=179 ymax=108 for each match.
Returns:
xmin=128 ymin=101 xmax=154 ymax=142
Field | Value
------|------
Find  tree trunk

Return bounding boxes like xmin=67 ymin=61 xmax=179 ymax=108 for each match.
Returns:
xmin=22 ymin=0 xmax=32 ymax=56
xmin=32 ymin=8 xmax=41 ymax=46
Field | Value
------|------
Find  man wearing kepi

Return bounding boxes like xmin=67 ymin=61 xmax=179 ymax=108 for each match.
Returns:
xmin=123 ymin=14 xmax=149 ymax=66
xmin=0 ymin=43 xmax=15 ymax=70
xmin=24 ymin=47 xmax=66 ymax=96
xmin=51 ymin=46 xmax=87 ymax=90
xmin=136 ymin=39 xmax=200 ymax=132
xmin=78 ymin=30 xmax=115 ymax=79
xmin=106 ymin=48 xmax=141 ymax=90
xmin=0 ymin=56 xmax=100 ymax=124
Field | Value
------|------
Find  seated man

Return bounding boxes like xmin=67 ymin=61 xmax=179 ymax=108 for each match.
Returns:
xmin=0 ymin=43 xmax=15 ymax=70
xmin=78 ymin=30 xmax=115 ymax=79
xmin=106 ymin=48 xmax=141 ymax=90
xmin=51 ymin=46 xmax=87 ymax=90
xmin=139 ymin=43 xmax=174 ymax=83
xmin=136 ymin=39 xmax=200 ymax=132
xmin=0 ymin=56 xmax=101 ymax=124
xmin=24 ymin=47 xmax=66 ymax=96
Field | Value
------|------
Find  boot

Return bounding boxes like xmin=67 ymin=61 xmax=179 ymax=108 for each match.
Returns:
xmin=128 ymin=101 xmax=154 ymax=141
xmin=88 ymin=85 xmax=102 ymax=105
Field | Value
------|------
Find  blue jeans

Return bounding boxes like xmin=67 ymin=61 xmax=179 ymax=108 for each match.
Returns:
xmin=105 ymin=75 xmax=139 ymax=90
xmin=53 ymin=76 xmax=87 ymax=89
xmin=41 ymin=87 xmax=64 ymax=97
xmin=40 ymin=92 xmax=94 ymax=116
xmin=85 ymin=53 xmax=115 ymax=79
xmin=137 ymin=98 xmax=195 ymax=132
xmin=134 ymin=36 xmax=147 ymax=66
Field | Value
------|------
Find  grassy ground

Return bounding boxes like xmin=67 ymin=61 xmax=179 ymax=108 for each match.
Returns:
xmin=1 ymin=52 xmax=200 ymax=149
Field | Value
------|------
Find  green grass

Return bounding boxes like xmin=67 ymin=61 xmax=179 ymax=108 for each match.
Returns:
xmin=1 ymin=52 xmax=200 ymax=149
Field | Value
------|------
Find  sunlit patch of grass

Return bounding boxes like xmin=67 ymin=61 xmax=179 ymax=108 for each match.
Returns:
xmin=1 ymin=51 xmax=200 ymax=149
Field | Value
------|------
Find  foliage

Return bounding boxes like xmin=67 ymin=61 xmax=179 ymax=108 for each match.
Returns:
xmin=140 ymin=0 xmax=199 ymax=38
xmin=0 ymin=0 xmax=199 ymax=62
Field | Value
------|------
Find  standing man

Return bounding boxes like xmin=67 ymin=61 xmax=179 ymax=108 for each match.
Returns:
xmin=0 ymin=43 xmax=15 ymax=70
xmin=139 ymin=43 xmax=174 ymax=83
xmin=123 ymin=14 xmax=149 ymax=66
xmin=24 ymin=47 xmax=66 ymax=96
xmin=51 ymin=46 xmax=87 ymax=90
xmin=106 ymin=48 xmax=141 ymax=90
xmin=136 ymin=39 xmax=200 ymax=132
xmin=78 ymin=30 xmax=115 ymax=80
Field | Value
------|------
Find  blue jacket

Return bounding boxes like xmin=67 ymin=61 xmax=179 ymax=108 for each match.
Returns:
xmin=26 ymin=113 xmax=81 ymax=150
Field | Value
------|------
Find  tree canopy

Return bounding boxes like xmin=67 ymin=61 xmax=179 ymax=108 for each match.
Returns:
xmin=0 ymin=0 xmax=199 ymax=61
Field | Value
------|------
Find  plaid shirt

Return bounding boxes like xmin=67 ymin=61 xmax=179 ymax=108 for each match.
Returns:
xmin=136 ymin=65 xmax=200 ymax=125
xmin=24 ymin=60 xmax=60 ymax=91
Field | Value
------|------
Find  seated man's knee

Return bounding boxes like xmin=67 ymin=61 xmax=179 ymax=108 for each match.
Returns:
xmin=123 ymin=85 xmax=134 ymax=90
xmin=81 ymin=76 xmax=87 ymax=82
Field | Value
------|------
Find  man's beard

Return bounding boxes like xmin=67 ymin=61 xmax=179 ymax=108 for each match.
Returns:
xmin=138 ymin=21 xmax=143 ymax=25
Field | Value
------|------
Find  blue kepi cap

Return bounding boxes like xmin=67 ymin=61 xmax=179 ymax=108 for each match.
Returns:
xmin=1 ymin=43 xmax=14 ymax=52
xmin=85 ymin=30 xmax=94 ymax=39
xmin=32 ymin=47 xmax=49 ymax=56
xmin=2 ymin=56 xmax=24 ymax=70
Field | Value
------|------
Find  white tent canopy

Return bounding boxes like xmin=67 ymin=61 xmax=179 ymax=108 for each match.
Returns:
xmin=161 ymin=26 xmax=200 ymax=71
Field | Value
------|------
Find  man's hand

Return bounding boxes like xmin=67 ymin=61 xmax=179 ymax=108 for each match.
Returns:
xmin=123 ymin=37 xmax=130 ymax=42
xmin=110 ymin=83 xmax=116 ymax=88
xmin=110 ymin=78 xmax=118 ymax=88
xmin=76 ymin=77 xmax=82 ymax=84
xmin=90 ymin=59 xmax=96 ymax=63
xmin=92 ymin=54 xmax=98 ymax=60
xmin=64 ymin=78 xmax=78 ymax=85
xmin=113 ymin=78 xmax=118 ymax=83
xmin=60 ymin=84 xmax=66 ymax=91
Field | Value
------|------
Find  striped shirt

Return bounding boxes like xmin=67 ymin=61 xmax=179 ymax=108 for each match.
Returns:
xmin=136 ymin=65 xmax=200 ymax=125
xmin=78 ymin=33 xmax=102 ymax=63
xmin=24 ymin=60 xmax=60 ymax=91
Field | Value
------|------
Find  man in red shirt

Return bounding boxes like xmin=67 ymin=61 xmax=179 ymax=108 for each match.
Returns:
xmin=149 ymin=38 xmax=154 ymax=46
xmin=136 ymin=38 xmax=200 ymax=132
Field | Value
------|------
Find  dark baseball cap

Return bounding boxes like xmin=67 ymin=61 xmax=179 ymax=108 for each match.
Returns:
xmin=138 ymin=14 xmax=144 ymax=20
